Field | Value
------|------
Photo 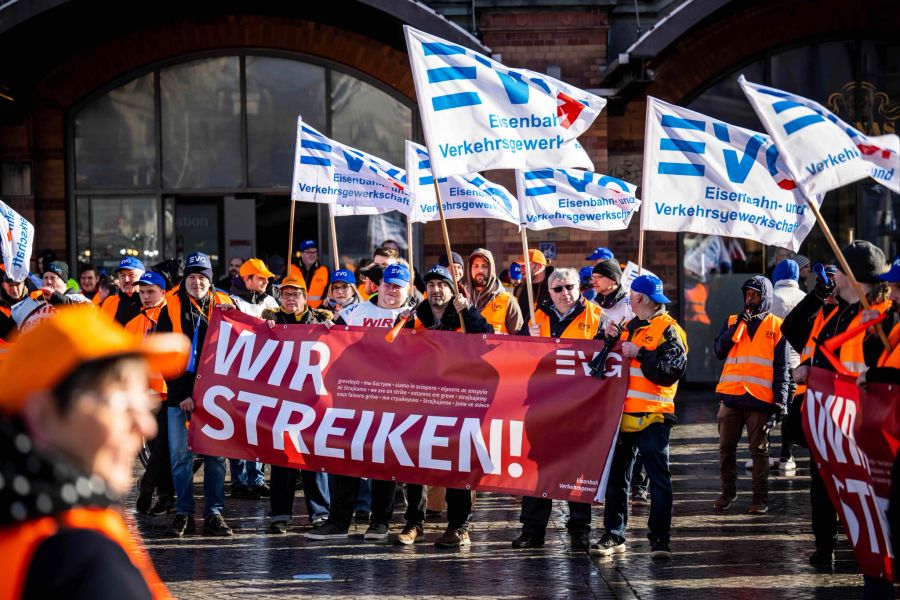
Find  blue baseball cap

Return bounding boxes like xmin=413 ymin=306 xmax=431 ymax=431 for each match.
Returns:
xmin=117 ymin=256 xmax=145 ymax=273
xmin=586 ymin=247 xmax=614 ymax=261
xmin=509 ymin=262 xmax=522 ymax=281
xmin=134 ymin=270 xmax=166 ymax=289
xmin=382 ymin=263 xmax=410 ymax=286
xmin=880 ymin=256 xmax=900 ymax=283
xmin=331 ymin=269 xmax=356 ymax=285
xmin=184 ymin=252 xmax=214 ymax=280
xmin=299 ymin=240 xmax=318 ymax=251
xmin=631 ymin=274 xmax=670 ymax=304
xmin=579 ymin=266 xmax=593 ymax=284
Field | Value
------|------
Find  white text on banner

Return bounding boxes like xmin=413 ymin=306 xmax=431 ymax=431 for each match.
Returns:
xmin=641 ymin=97 xmax=820 ymax=251
xmin=739 ymin=75 xmax=899 ymax=196
xmin=290 ymin=117 xmax=412 ymax=215
xmin=516 ymin=167 xmax=639 ymax=231
xmin=404 ymin=26 xmax=604 ymax=179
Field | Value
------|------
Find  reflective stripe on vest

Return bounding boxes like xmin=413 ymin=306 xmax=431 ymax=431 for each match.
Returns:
xmin=715 ymin=313 xmax=782 ymax=403
xmin=0 ymin=507 xmax=172 ymax=600
xmin=535 ymin=301 xmax=602 ymax=339
xmin=620 ymin=313 xmax=685 ymax=413
xmin=480 ymin=292 xmax=512 ymax=334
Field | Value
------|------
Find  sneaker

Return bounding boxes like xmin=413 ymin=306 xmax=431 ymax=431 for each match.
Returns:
xmin=713 ymin=492 xmax=737 ymax=510
xmin=570 ymin=531 xmax=591 ymax=551
xmin=136 ymin=490 xmax=153 ymax=515
xmin=748 ymin=495 xmax=768 ymax=514
xmin=203 ymin=514 xmax=233 ymax=537
xmin=511 ymin=532 xmax=545 ymax=549
xmin=354 ymin=510 xmax=371 ymax=523
xmin=364 ymin=523 xmax=390 ymax=541
xmin=149 ymin=496 xmax=175 ymax=516
xmin=305 ymin=522 xmax=349 ymax=540
xmin=170 ymin=514 xmax=195 ymax=537
xmin=631 ymin=489 xmax=650 ymax=506
xmin=435 ymin=527 xmax=470 ymax=548
xmin=778 ymin=458 xmax=797 ymax=471
xmin=231 ymin=484 xmax=260 ymax=500
xmin=311 ymin=516 xmax=328 ymax=527
xmin=650 ymin=540 xmax=672 ymax=559
xmin=745 ymin=458 xmax=776 ymax=469
xmin=394 ymin=522 xmax=424 ymax=545
xmin=809 ymin=548 xmax=835 ymax=567
xmin=269 ymin=520 xmax=288 ymax=534
xmin=251 ymin=483 xmax=270 ymax=498
xmin=589 ymin=533 xmax=626 ymax=556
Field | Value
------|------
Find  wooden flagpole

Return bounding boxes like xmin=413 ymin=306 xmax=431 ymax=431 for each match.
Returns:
xmin=519 ymin=229 xmax=537 ymax=327
xmin=432 ymin=180 xmax=466 ymax=333
xmin=287 ymin=200 xmax=296 ymax=275
xmin=328 ymin=204 xmax=340 ymax=272
xmin=407 ymin=216 xmax=414 ymax=277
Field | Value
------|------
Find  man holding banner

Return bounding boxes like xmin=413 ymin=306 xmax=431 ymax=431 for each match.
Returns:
xmin=780 ymin=241 xmax=895 ymax=590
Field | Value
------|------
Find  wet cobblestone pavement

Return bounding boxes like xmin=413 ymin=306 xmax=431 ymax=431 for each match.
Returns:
xmin=126 ymin=391 xmax=898 ymax=598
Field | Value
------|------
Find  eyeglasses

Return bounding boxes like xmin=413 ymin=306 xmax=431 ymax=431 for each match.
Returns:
xmin=551 ymin=284 xmax=576 ymax=293
xmin=282 ymin=292 xmax=305 ymax=299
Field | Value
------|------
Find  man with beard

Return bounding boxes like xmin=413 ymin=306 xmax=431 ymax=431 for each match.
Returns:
xmin=463 ymin=248 xmax=523 ymax=335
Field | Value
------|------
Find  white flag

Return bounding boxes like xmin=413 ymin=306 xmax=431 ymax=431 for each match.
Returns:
xmin=290 ymin=117 xmax=412 ymax=215
xmin=405 ymin=141 xmax=520 ymax=226
xmin=0 ymin=200 xmax=34 ymax=282
xmin=515 ymin=168 xmax=639 ymax=231
xmin=404 ymin=26 xmax=604 ymax=178
xmin=620 ymin=262 xmax=657 ymax=292
xmin=641 ymin=97 xmax=820 ymax=252
xmin=739 ymin=75 xmax=899 ymax=196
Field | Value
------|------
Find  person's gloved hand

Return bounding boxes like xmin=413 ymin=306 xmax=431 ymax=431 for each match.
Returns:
xmin=813 ymin=275 xmax=835 ymax=302
xmin=738 ymin=310 xmax=753 ymax=324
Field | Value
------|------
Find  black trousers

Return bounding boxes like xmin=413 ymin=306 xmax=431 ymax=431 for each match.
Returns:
xmin=139 ymin=406 xmax=174 ymax=497
xmin=327 ymin=475 xmax=396 ymax=529
xmin=810 ymin=455 xmax=838 ymax=551
xmin=520 ymin=497 xmax=592 ymax=536
xmin=404 ymin=484 xmax=473 ymax=530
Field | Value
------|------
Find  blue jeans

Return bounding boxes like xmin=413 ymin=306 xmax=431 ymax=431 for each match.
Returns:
xmin=229 ymin=459 xmax=265 ymax=488
xmin=167 ymin=407 xmax=226 ymax=518
xmin=355 ymin=478 xmax=372 ymax=513
xmin=270 ymin=466 xmax=330 ymax=522
xmin=603 ymin=422 xmax=673 ymax=544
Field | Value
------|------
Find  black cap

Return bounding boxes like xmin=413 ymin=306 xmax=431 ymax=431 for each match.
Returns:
xmin=840 ymin=240 xmax=886 ymax=284
xmin=438 ymin=252 xmax=464 ymax=268
xmin=358 ymin=263 xmax=384 ymax=285
xmin=423 ymin=265 xmax=455 ymax=290
xmin=45 ymin=261 xmax=69 ymax=282
xmin=591 ymin=259 xmax=622 ymax=284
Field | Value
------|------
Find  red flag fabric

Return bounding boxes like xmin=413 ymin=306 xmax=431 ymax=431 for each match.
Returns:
xmin=188 ymin=309 xmax=628 ymax=503
xmin=803 ymin=367 xmax=900 ymax=581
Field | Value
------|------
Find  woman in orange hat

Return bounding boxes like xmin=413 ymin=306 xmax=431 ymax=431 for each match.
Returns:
xmin=0 ymin=306 xmax=188 ymax=599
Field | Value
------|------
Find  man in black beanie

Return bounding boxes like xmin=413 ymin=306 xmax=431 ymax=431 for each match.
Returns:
xmin=591 ymin=259 xmax=633 ymax=325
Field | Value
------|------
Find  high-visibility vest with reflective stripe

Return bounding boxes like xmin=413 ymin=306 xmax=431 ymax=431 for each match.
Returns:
xmin=878 ymin=320 xmax=900 ymax=368
xmin=715 ymin=313 xmax=782 ymax=403
xmin=536 ymin=301 xmax=602 ymax=339
xmin=684 ymin=283 xmax=710 ymax=325
xmin=480 ymin=292 xmax=512 ymax=334
xmin=125 ymin=303 xmax=168 ymax=395
xmin=291 ymin=265 xmax=329 ymax=308
xmin=0 ymin=507 xmax=171 ymax=600
xmin=795 ymin=309 xmax=831 ymax=398
xmin=620 ymin=313 xmax=686 ymax=414
xmin=166 ymin=291 xmax=233 ymax=335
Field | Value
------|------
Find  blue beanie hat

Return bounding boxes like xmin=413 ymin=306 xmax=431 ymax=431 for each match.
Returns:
xmin=772 ymin=259 xmax=799 ymax=283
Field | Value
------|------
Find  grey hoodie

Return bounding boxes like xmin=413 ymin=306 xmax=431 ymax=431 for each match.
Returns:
xmin=464 ymin=248 xmax=524 ymax=335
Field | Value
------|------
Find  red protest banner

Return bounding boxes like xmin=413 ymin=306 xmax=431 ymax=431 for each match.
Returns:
xmin=188 ymin=308 xmax=627 ymax=503
xmin=803 ymin=367 xmax=900 ymax=581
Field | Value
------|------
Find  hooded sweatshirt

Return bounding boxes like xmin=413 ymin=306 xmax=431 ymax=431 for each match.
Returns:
xmin=229 ymin=276 xmax=279 ymax=318
xmin=464 ymin=248 xmax=524 ymax=335
xmin=713 ymin=275 xmax=790 ymax=413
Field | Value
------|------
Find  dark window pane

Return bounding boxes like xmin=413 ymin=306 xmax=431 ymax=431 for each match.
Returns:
xmin=687 ymin=59 xmax=765 ymax=131
xmin=76 ymin=196 xmax=91 ymax=265
xmin=770 ymin=41 xmax=855 ymax=105
xmin=246 ymin=57 xmax=326 ymax=188
xmin=175 ymin=201 xmax=221 ymax=268
xmin=161 ymin=58 xmax=241 ymax=189
xmin=74 ymin=73 xmax=156 ymax=189
xmin=83 ymin=196 xmax=160 ymax=270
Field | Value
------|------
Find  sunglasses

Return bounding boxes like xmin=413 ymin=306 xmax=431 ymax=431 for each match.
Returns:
xmin=551 ymin=284 xmax=576 ymax=293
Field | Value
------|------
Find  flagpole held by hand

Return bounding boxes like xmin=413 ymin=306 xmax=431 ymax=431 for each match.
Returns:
xmin=328 ymin=204 xmax=340 ymax=272
xmin=432 ymin=179 xmax=466 ymax=333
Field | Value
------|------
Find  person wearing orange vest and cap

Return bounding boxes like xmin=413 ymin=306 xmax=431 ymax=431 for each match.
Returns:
xmin=512 ymin=249 xmax=553 ymax=321
xmin=591 ymin=274 xmax=687 ymax=560
xmin=712 ymin=276 xmax=790 ymax=515
xmin=513 ymin=268 xmax=603 ymax=551
xmin=153 ymin=252 xmax=235 ymax=538
xmin=781 ymin=240 xmax=895 ymax=575
xmin=101 ymin=257 xmax=145 ymax=325
xmin=125 ymin=271 xmax=176 ymax=518
xmin=463 ymin=248 xmax=523 ymax=335
xmin=290 ymin=240 xmax=330 ymax=309
xmin=0 ymin=305 xmax=189 ymax=599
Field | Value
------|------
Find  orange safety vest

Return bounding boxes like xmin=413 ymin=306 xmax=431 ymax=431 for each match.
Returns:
xmin=165 ymin=291 xmax=233 ymax=335
xmin=290 ymin=265 xmax=329 ymax=308
xmin=802 ymin=300 xmax=891 ymax=378
xmin=877 ymin=319 xmax=900 ymax=368
xmin=715 ymin=314 xmax=782 ymax=403
xmin=357 ymin=283 xmax=372 ymax=301
xmin=100 ymin=293 xmax=122 ymax=318
xmin=125 ymin=303 xmax=168 ymax=395
xmin=0 ymin=507 xmax=171 ymax=599
xmin=535 ymin=301 xmax=602 ymax=339
xmin=620 ymin=313 xmax=687 ymax=414
xmin=480 ymin=292 xmax=512 ymax=334
xmin=684 ymin=283 xmax=711 ymax=325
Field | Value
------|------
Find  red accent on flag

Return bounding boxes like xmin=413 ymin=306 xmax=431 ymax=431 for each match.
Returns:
xmin=776 ymin=179 xmax=797 ymax=191
xmin=556 ymin=92 xmax=586 ymax=129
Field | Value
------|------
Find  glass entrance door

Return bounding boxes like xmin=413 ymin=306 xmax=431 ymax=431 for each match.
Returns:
xmin=173 ymin=198 xmax=223 ymax=273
